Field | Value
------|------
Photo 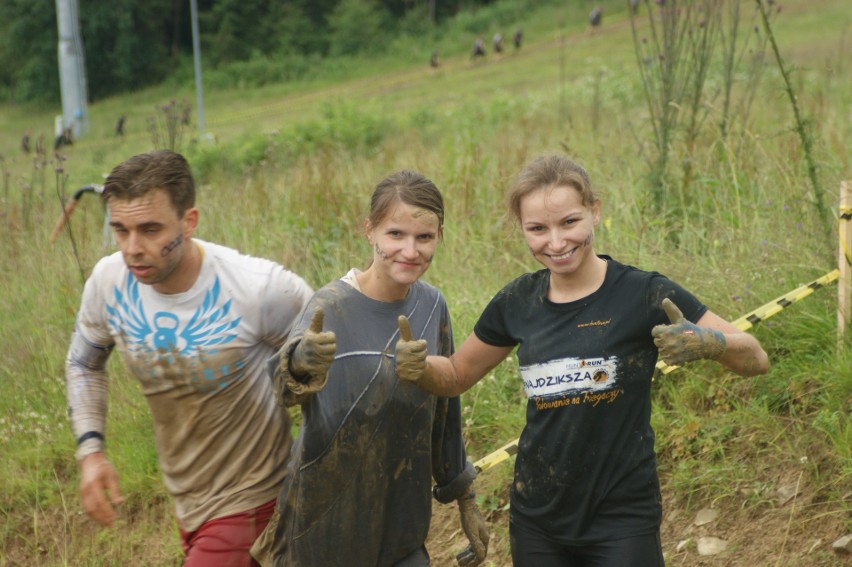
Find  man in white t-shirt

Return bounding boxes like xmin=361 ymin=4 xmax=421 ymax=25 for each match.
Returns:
xmin=65 ymin=150 xmax=317 ymax=566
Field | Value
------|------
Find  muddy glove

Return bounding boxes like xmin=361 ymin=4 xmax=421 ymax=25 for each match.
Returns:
xmin=456 ymin=490 xmax=489 ymax=566
xmin=395 ymin=315 xmax=428 ymax=383
xmin=249 ymin=506 xmax=280 ymax=567
xmin=652 ymin=298 xmax=726 ymax=366
xmin=284 ymin=308 xmax=336 ymax=395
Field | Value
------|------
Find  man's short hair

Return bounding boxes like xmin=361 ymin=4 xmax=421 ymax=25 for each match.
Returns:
xmin=102 ymin=150 xmax=195 ymax=216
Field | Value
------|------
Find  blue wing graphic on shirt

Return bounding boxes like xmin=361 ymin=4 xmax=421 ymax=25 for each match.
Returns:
xmin=179 ymin=277 xmax=241 ymax=353
xmin=106 ymin=275 xmax=241 ymax=356
xmin=106 ymin=276 xmax=152 ymax=353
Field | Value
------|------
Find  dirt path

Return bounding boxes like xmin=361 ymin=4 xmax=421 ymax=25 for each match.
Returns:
xmin=425 ymin=467 xmax=851 ymax=567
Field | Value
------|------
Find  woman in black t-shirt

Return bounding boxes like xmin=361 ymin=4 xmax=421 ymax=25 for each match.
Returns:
xmin=394 ymin=154 xmax=769 ymax=567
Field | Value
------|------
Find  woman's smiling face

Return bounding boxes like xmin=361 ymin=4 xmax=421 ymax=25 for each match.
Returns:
xmin=519 ymin=184 xmax=600 ymax=278
xmin=364 ymin=200 xmax=442 ymax=301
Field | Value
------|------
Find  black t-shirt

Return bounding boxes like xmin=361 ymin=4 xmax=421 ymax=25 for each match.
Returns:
xmin=474 ymin=256 xmax=706 ymax=544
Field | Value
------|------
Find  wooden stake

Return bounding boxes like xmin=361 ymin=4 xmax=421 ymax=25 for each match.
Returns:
xmin=839 ymin=180 xmax=852 ymax=348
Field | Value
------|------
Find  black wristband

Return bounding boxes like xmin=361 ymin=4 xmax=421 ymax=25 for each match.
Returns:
xmin=76 ymin=431 xmax=104 ymax=446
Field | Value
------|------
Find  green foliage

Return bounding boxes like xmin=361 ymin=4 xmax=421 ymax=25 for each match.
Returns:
xmin=0 ymin=0 xmax=177 ymax=103
xmin=287 ymin=101 xmax=394 ymax=155
xmin=188 ymin=100 xmax=394 ymax=182
xmin=81 ymin=0 xmax=174 ymax=100
xmin=0 ymin=0 xmax=850 ymax=563
xmin=326 ymin=0 xmax=388 ymax=57
xmin=0 ymin=0 xmax=565 ymax=103
xmin=0 ymin=0 xmax=59 ymax=102
xmin=452 ymin=0 xmax=534 ymax=35
xmin=204 ymin=51 xmax=325 ymax=90
xmin=189 ymin=132 xmax=271 ymax=180
xmin=203 ymin=0 xmax=306 ymax=63
xmin=396 ymin=4 xmax=436 ymax=37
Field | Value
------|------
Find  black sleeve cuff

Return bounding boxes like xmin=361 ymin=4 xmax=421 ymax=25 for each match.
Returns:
xmin=432 ymin=460 xmax=477 ymax=504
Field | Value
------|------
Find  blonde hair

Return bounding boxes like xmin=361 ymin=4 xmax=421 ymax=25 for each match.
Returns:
xmin=508 ymin=154 xmax=597 ymax=221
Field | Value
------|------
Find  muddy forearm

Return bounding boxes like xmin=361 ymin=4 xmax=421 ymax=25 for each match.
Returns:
xmin=716 ymin=332 xmax=769 ymax=377
xmin=66 ymin=331 xmax=112 ymax=461
xmin=419 ymin=356 xmax=468 ymax=397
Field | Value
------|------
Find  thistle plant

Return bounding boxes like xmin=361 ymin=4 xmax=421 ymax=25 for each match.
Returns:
xmin=630 ymin=0 xmax=724 ymax=212
xmin=756 ymin=0 xmax=829 ymax=239
xmin=147 ymin=99 xmax=192 ymax=152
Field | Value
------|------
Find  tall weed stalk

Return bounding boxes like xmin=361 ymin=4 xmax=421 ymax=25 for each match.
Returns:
xmin=756 ymin=0 xmax=830 ymax=238
xmin=717 ymin=0 xmax=771 ymax=140
xmin=147 ymin=99 xmax=192 ymax=152
xmin=629 ymin=0 xmax=784 ymax=221
xmin=630 ymin=0 xmax=722 ymax=211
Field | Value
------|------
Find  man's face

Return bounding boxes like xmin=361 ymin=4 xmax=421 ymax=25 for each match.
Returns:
xmin=108 ymin=188 xmax=198 ymax=294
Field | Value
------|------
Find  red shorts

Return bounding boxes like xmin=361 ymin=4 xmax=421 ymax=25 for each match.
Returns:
xmin=179 ymin=499 xmax=276 ymax=567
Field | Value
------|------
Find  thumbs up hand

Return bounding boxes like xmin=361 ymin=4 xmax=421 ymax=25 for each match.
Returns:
xmin=287 ymin=308 xmax=336 ymax=394
xmin=651 ymin=298 xmax=726 ymax=366
xmin=395 ymin=315 xmax=428 ymax=383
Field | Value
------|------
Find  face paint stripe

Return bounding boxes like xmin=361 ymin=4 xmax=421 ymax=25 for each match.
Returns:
xmin=374 ymin=242 xmax=390 ymax=260
xmin=161 ymin=234 xmax=184 ymax=257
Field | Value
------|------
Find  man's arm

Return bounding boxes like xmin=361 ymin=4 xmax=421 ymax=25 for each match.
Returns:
xmin=259 ymin=264 xmax=314 ymax=350
xmin=66 ymin=331 xmax=124 ymax=526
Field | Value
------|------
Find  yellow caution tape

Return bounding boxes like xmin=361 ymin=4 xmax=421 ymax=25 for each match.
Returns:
xmin=472 ymin=268 xmax=840 ymax=472
xmin=472 ymin=437 xmax=519 ymax=473
xmin=656 ymin=269 xmax=839 ymax=374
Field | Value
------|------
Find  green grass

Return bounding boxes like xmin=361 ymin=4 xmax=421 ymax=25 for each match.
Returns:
xmin=1 ymin=0 xmax=851 ymax=564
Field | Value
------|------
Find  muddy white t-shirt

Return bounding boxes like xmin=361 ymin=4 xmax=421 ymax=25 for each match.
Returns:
xmin=73 ymin=239 xmax=312 ymax=530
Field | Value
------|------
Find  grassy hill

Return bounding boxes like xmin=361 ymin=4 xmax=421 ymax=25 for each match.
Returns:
xmin=1 ymin=0 xmax=850 ymax=565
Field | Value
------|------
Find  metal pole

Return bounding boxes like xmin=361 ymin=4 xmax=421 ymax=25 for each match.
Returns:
xmin=56 ymin=0 xmax=89 ymax=138
xmin=190 ymin=0 xmax=205 ymax=136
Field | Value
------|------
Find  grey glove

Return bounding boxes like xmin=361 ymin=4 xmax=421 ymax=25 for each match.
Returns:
xmin=457 ymin=491 xmax=489 ymax=566
xmin=395 ymin=315 xmax=428 ymax=383
xmin=284 ymin=308 xmax=336 ymax=395
xmin=652 ymin=298 xmax=726 ymax=366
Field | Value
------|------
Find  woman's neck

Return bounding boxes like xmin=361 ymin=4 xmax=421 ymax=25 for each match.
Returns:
xmin=547 ymin=254 xmax=608 ymax=303
xmin=355 ymin=269 xmax=411 ymax=303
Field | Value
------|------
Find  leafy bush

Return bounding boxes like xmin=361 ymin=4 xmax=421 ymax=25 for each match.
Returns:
xmin=205 ymin=51 xmax=325 ymax=90
xmin=327 ymin=0 xmax=389 ymax=57
xmin=283 ymin=101 xmax=395 ymax=157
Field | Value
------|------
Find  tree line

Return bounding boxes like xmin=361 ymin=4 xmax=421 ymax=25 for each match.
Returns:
xmin=0 ymin=0 xmax=511 ymax=103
